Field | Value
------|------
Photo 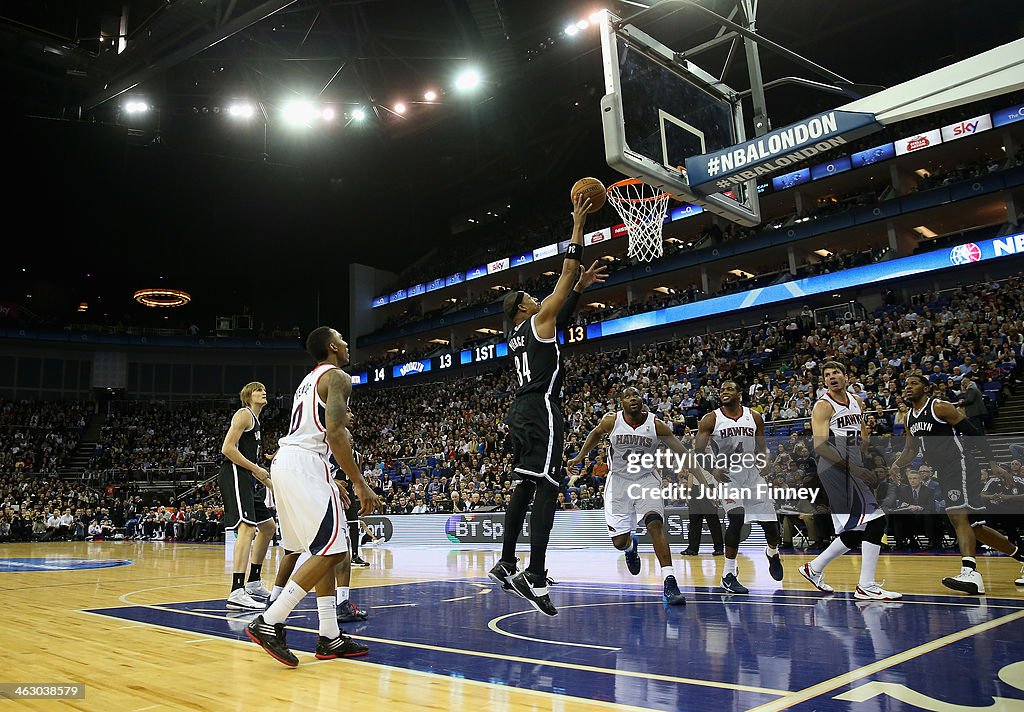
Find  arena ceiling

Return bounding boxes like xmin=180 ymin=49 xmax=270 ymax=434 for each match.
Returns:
xmin=3 ymin=0 xmax=1022 ymax=333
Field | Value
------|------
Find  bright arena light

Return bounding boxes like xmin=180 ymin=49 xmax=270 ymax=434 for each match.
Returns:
xmin=589 ymin=10 xmax=606 ymax=23
xmin=576 ymin=20 xmax=589 ymax=29
xmin=351 ymin=107 xmax=367 ymax=121
xmin=321 ymin=107 xmax=336 ymax=121
xmin=124 ymin=100 xmax=149 ymax=114
xmin=423 ymin=90 xmax=438 ymax=101
xmin=454 ymin=68 xmax=482 ymax=91
xmin=282 ymin=100 xmax=317 ymax=125
xmin=564 ymin=24 xmax=579 ymax=36
xmin=394 ymin=102 xmax=407 ymax=114
xmin=228 ymin=103 xmax=254 ymax=119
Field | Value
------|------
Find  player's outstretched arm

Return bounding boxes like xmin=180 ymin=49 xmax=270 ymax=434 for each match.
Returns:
xmin=567 ymin=413 xmax=615 ymax=468
xmin=220 ymin=408 xmax=271 ymax=486
xmin=535 ymin=194 xmax=591 ymax=339
xmin=325 ymin=370 xmax=382 ymax=515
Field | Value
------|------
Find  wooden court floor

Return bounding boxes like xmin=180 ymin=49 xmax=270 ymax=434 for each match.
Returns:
xmin=2 ymin=541 xmax=1023 ymax=711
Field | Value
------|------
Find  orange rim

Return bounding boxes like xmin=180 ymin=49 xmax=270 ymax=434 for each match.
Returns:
xmin=607 ymin=178 xmax=670 ymax=203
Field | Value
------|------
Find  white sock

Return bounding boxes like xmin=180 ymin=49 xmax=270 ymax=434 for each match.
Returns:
xmin=336 ymin=586 xmax=351 ymax=605
xmin=263 ymin=580 xmax=307 ymax=626
xmin=724 ymin=557 xmax=738 ymax=577
xmin=317 ymin=596 xmax=340 ymax=639
xmin=766 ymin=545 xmax=779 ymax=557
xmin=269 ymin=585 xmax=284 ymax=603
xmin=860 ymin=541 xmax=881 ymax=587
xmin=661 ymin=565 xmax=675 ymax=580
xmin=810 ymin=537 xmax=850 ymax=572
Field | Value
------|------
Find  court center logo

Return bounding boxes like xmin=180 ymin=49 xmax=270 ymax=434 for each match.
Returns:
xmin=0 ymin=558 xmax=132 ymax=572
xmin=949 ymin=242 xmax=981 ymax=265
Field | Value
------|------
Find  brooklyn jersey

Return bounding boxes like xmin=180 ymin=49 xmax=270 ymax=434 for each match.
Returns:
xmin=236 ymin=406 xmax=261 ymax=465
xmin=507 ymin=314 xmax=562 ymax=398
xmin=278 ymin=363 xmax=338 ymax=457
xmin=819 ymin=391 xmax=863 ymax=467
xmin=907 ymin=398 xmax=972 ymax=473
xmin=607 ymin=411 xmax=660 ymax=480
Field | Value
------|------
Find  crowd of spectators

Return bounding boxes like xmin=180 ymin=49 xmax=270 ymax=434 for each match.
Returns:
xmin=0 ymin=401 xmax=89 ymax=474
xmin=88 ymin=401 xmax=286 ymax=477
xmin=2 ymin=276 xmax=1022 ymax=552
xmin=344 ymin=276 xmax=1023 ymax=548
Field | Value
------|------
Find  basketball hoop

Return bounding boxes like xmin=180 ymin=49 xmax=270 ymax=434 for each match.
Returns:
xmin=606 ymin=178 xmax=670 ymax=263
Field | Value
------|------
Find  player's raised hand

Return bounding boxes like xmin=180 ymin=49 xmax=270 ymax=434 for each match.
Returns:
xmin=577 ymin=260 xmax=609 ymax=290
xmin=572 ymin=193 xmax=593 ymax=227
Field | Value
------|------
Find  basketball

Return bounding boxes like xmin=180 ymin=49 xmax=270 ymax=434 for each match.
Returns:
xmin=571 ymin=177 xmax=606 ymax=212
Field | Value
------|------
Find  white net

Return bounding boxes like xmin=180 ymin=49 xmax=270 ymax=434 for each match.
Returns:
xmin=606 ymin=179 xmax=670 ymax=263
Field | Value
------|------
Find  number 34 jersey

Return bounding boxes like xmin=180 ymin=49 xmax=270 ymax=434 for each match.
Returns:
xmin=507 ymin=314 xmax=563 ymax=399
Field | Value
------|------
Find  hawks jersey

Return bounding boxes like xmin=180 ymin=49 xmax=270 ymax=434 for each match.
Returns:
xmin=711 ymin=407 xmax=757 ymax=457
xmin=507 ymin=314 xmax=562 ymax=399
xmin=607 ymin=411 xmax=660 ymax=480
xmin=278 ymin=363 xmax=338 ymax=457
xmin=819 ymin=391 xmax=863 ymax=466
xmin=907 ymin=398 xmax=972 ymax=473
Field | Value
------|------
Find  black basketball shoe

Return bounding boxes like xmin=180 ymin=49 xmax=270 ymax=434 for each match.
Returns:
xmin=337 ymin=599 xmax=369 ymax=623
xmin=315 ymin=633 xmax=369 ymax=659
xmin=488 ymin=559 xmax=523 ymax=598
xmin=766 ymin=547 xmax=784 ymax=582
xmin=510 ymin=569 xmax=558 ymax=617
xmin=663 ymin=576 xmax=686 ymax=606
xmin=246 ymin=615 xmax=298 ymax=668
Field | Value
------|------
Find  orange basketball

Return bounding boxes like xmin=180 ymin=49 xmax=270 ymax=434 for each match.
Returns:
xmin=571 ymin=177 xmax=606 ymax=213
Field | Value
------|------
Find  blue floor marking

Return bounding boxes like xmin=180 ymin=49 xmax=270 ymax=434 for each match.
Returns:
xmin=85 ymin=579 xmax=1024 ymax=711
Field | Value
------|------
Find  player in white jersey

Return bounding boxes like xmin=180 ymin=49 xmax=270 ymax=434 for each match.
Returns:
xmin=694 ymin=381 xmax=781 ymax=594
xmin=799 ymin=361 xmax=901 ymax=601
xmin=246 ymin=327 xmax=382 ymax=667
xmin=569 ymin=386 xmax=689 ymax=605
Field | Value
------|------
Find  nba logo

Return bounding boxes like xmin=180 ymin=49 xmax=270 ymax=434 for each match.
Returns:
xmin=949 ymin=243 xmax=981 ymax=265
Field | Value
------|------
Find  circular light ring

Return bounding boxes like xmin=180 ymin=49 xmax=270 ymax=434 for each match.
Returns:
xmin=134 ymin=288 xmax=191 ymax=308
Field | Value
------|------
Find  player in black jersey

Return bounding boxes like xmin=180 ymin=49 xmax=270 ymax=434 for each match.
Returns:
xmin=487 ymin=192 xmax=607 ymax=616
xmin=218 ymin=382 xmax=276 ymax=610
xmin=893 ymin=374 xmax=1024 ymax=594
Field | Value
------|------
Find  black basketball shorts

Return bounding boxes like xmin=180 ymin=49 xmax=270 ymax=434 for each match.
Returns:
xmin=504 ymin=394 xmax=564 ymax=485
xmin=935 ymin=463 xmax=984 ymax=512
xmin=218 ymin=462 xmax=273 ymax=530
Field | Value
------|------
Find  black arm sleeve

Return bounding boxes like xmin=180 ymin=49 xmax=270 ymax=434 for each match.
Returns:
xmin=556 ymin=289 xmax=582 ymax=329
xmin=953 ymin=418 xmax=996 ymax=461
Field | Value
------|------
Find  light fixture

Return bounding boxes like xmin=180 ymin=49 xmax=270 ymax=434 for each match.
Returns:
xmin=351 ymin=107 xmax=367 ymax=121
xmin=321 ymin=107 xmax=336 ymax=121
xmin=228 ymin=103 xmax=254 ymax=119
xmin=282 ymin=100 xmax=317 ymax=125
xmin=134 ymin=288 xmax=191 ymax=308
xmin=424 ymin=90 xmax=438 ymax=101
xmin=589 ymin=10 xmax=607 ymax=23
xmin=564 ymin=24 xmax=579 ymax=36
xmin=576 ymin=20 xmax=589 ymax=29
xmin=455 ymin=68 xmax=482 ymax=91
xmin=124 ymin=100 xmax=149 ymax=114
xmin=394 ymin=102 xmax=407 ymax=114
